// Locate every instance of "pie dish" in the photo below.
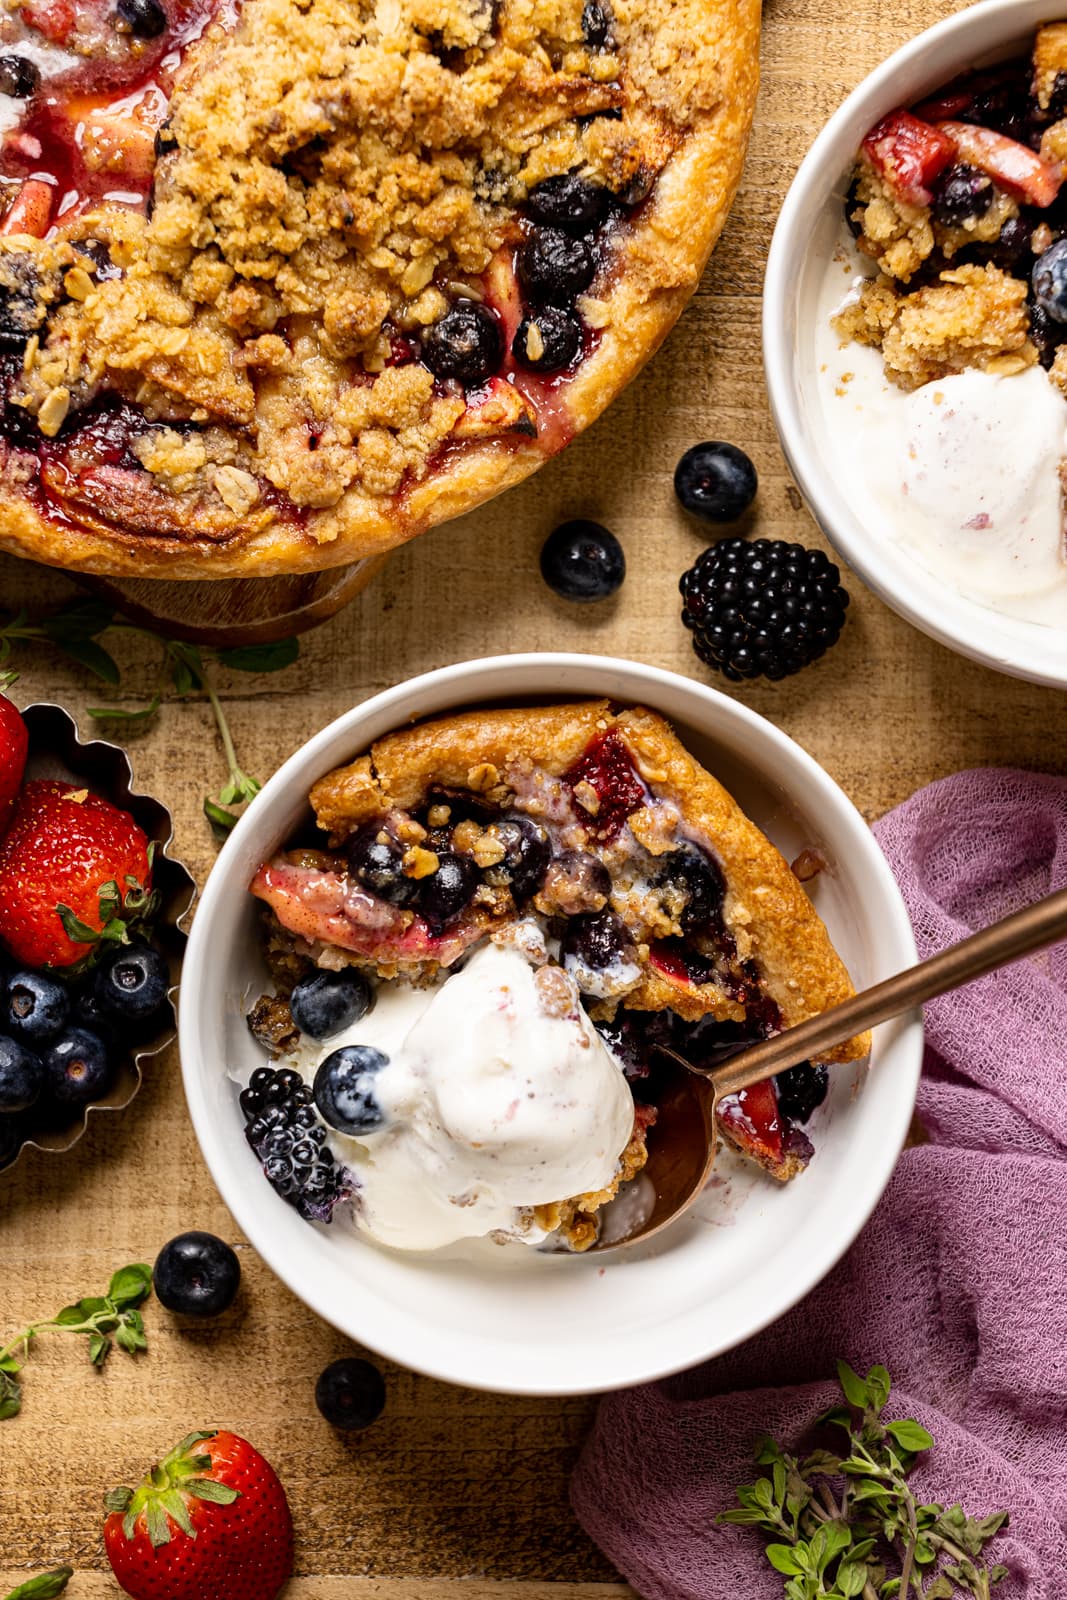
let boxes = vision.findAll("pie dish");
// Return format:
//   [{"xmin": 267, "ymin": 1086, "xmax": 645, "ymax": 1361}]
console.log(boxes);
[
  {"xmin": 0, "ymin": 0, "xmax": 759, "ymax": 580},
  {"xmin": 242, "ymin": 698, "xmax": 868, "ymax": 1252}
]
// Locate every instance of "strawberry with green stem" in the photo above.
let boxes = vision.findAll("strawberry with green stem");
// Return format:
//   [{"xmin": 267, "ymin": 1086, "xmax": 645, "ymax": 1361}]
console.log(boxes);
[
  {"xmin": 0, "ymin": 672, "xmax": 28, "ymax": 835},
  {"xmin": 0, "ymin": 1263, "xmax": 151, "ymax": 1420},
  {"xmin": 103, "ymin": 1429, "xmax": 294, "ymax": 1600}
]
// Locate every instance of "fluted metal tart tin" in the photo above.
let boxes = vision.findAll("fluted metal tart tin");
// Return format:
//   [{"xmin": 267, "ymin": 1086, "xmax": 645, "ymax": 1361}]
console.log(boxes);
[{"xmin": 5, "ymin": 703, "xmax": 195, "ymax": 1166}]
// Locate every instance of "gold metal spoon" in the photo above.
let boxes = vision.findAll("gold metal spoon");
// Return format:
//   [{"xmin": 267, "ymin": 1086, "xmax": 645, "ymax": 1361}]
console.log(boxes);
[{"xmin": 594, "ymin": 882, "xmax": 1067, "ymax": 1251}]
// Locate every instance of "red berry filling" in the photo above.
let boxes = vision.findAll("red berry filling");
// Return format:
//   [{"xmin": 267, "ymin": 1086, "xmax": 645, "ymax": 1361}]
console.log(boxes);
[{"xmin": 563, "ymin": 729, "xmax": 647, "ymax": 843}]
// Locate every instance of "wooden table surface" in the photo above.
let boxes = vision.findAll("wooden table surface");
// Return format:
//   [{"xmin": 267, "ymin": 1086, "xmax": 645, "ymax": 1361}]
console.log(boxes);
[{"xmin": 3, "ymin": 0, "xmax": 1066, "ymax": 1590}]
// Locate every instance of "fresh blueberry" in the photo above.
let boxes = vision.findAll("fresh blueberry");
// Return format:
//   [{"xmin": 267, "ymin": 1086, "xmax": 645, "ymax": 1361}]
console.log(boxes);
[
  {"xmin": 153, "ymin": 1231, "xmax": 241, "ymax": 1318},
  {"xmin": 0, "ymin": 1036, "xmax": 44, "ymax": 1113},
  {"xmin": 0, "ymin": 55, "xmax": 41, "ymax": 97},
  {"xmin": 421, "ymin": 300, "xmax": 503, "ymax": 386},
  {"xmin": 419, "ymin": 852, "xmax": 478, "ymax": 929},
  {"xmin": 116, "ymin": 0, "xmax": 167, "ymax": 37},
  {"xmin": 4, "ymin": 971, "xmax": 70, "ymax": 1045},
  {"xmin": 41, "ymin": 1028, "xmax": 112, "ymax": 1109},
  {"xmin": 540, "ymin": 519, "xmax": 625, "ymax": 601},
  {"xmin": 94, "ymin": 944, "xmax": 169, "ymax": 1021},
  {"xmin": 1034, "ymin": 238, "xmax": 1067, "ymax": 323},
  {"xmin": 675, "ymin": 441, "xmax": 758, "ymax": 522},
  {"xmin": 290, "ymin": 969, "xmax": 373, "ymax": 1041},
  {"xmin": 347, "ymin": 824, "xmax": 420, "ymax": 907},
  {"xmin": 314, "ymin": 1044, "xmax": 388, "ymax": 1136},
  {"xmin": 526, "ymin": 173, "xmax": 612, "ymax": 234},
  {"xmin": 482, "ymin": 815, "xmax": 552, "ymax": 901},
  {"xmin": 315, "ymin": 1356, "xmax": 386, "ymax": 1430},
  {"xmin": 930, "ymin": 163, "xmax": 994, "ymax": 228},
  {"xmin": 654, "ymin": 847, "xmax": 726, "ymax": 931},
  {"xmin": 518, "ymin": 228, "xmax": 597, "ymax": 304},
  {"xmin": 0, "ymin": 1114, "xmax": 24, "ymax": 1170},
  {"xmin": 512, "ymin": 306, "xmax": 583, "ymax": 373}
]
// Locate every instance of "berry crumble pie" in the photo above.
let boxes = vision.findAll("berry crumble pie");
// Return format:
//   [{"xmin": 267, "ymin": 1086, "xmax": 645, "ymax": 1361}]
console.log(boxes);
[
  {"xmin": 241, "ymin": 701, "xmax": 869, "ymax": 1252},
  {"xmin": 0, "ymin": 0, "xmax": 759, "ymax": 578}
]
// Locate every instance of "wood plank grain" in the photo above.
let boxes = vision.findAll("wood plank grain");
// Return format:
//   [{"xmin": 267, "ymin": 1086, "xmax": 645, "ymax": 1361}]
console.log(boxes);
[{"xmin": 0, "ymin": 1583, "xmax": 635, "ymax": 1600}]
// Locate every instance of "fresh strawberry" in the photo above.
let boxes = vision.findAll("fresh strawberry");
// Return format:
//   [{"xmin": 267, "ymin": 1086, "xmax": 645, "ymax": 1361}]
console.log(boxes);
[
  {"xmin": 0, "ymin": 779, "xmax": 154, "ymax": 968},
  {"xmin": 862, "ymin": 109, "xmax": 956, "ymax": 206},
  {"xmin": 0, "ymin": 690, "xmax": 28, "ymax": 836},
  {"xmin": 103, "ymin": 1429, "xmax": 294, "ymax": 1600}
]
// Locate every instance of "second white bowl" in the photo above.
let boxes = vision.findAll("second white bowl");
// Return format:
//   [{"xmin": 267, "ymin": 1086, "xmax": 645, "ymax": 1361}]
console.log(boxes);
[
  {"xmin": 764, "ymin": 0, "xmax": 1067, "ymax": 688},
  {"xmin": 180, "ymin": 654, "xmax": 921, "ymax": 1395}
]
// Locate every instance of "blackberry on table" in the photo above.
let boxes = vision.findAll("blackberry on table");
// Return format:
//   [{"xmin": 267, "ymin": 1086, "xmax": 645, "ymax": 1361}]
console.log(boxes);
[
  {"xmin": 240, "ymin": 1065, "xmax": 346, "ymax": 1222},
  {"xmin": 680, "ymin": 538, "xmax": 850, "ymax": 681}
]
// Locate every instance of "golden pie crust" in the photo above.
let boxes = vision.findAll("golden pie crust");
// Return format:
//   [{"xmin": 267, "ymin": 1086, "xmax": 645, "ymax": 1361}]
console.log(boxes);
[
  {"xmin": 307, "ymin": 698, "xmax": 870, "ymax": 1064},
  {"xmin": 0, "ymin": 0, "xmax": 760, "ymax": 579}
]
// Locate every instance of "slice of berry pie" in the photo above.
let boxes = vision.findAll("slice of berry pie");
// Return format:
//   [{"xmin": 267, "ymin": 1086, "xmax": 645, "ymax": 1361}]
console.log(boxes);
[
  {"xmin": 245, "ymin": 701, "xmax": 869, "ymax": 1248},
  {"xmin": 0, "ymin": 0, "xmax": 759, "ymax": 578}
]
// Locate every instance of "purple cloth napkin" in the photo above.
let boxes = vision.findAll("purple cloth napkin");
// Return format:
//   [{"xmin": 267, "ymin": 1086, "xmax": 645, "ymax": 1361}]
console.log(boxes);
[{"xmin": 572, "ymin": 768, "xmax": 1067, "ymax": 1600}]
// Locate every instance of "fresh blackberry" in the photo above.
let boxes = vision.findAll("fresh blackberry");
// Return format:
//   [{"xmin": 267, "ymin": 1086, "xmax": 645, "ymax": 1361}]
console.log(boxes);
[
  {"xmin": 774, "ymin": 1061, "xmax": 829, "ymax": 1124},
  {"xmin": 680, "ymin": 538, "xmax": 849, "ymax": 681},
  {"xmin": 240, "ymin": 1064, "xmax": 345, "ymax": 1222}
]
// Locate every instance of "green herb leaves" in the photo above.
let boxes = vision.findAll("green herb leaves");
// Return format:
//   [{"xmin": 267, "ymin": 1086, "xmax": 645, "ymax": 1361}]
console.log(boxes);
[
  {"xmin": 0, "ymin": 1264, "xmax": 152, "ymax": 1420},
  {"xmin": 0, "ymin": 601, "xmax": 300, "ymax": 837},
  {"xmin": 717, "ymin": 1362, "xmax": 1009, "ymax": 1599},
  {"xmin": 2, "ymin": 1568, "xmax": 74, "ymax": 1600}
]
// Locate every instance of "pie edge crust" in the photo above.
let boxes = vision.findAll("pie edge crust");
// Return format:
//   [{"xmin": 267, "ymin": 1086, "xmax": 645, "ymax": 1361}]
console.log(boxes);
[{"xmin": 0, "ymin": 0, "xmax": 761, "ymax": 581}]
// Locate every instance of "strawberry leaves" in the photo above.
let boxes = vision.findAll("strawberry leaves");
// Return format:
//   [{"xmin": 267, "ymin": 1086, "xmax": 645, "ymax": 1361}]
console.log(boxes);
[
  {"xmin": 56, "ymin": 872, "xmax": 162, "ymax": 956},
  {"xmin": 717, "ymin": 1361, "xmax": 1009, "ymax": 1598},
  {"xmin": 105, "ymin": 1428, "xmax": 241, "ymax": 1551},
  {"xmin": 0, "ymin": 1264, "xmax": 152, "ymax": 1420}
]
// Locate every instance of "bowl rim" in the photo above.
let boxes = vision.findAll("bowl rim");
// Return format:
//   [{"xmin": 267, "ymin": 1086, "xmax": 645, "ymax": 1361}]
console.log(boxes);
[
  {"xmin": 179, "ymin": 653, "xmax": 922, "ymax": 1394},
  {"xmin": 762, "ymin": 0, "xmax": 1067, "ymax": 689}
]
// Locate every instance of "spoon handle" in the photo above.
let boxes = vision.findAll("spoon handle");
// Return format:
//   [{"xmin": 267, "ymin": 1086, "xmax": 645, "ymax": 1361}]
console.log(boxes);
[{"xmin": 708, "ymin": 882, "xmax": 1067, "ymax": 1099}]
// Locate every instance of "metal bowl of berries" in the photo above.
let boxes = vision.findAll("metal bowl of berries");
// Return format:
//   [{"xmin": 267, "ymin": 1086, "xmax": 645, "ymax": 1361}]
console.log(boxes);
[
  {"xmin": 764, "ymin": 0, "xmax": 1067, "ymax": 688},
  {"xmin": 179, "ymin": 653, "xmax": 922, "ymax": 1396},
  {"xmin": 0, "ymin": 700, "xmax": 195, "ymax": 1170}
]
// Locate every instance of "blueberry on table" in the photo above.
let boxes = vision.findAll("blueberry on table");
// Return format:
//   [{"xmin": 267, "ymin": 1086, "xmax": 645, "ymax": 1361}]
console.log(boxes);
[
  {"xmin": 512, "ymin": 306, "xmax": 582, "ymax": 373},
  {"xmin": 674, "ymin": 442, "xmax": 758, "ymax": 523},
  {"xmin": 525, "ymin": 173, "xmax": 612, "ymax": 234},
  {"xmin": 518, "ymin": 228, "xmax": 597, "ymax": 304},
  {"xmin": 116, "ymin": 0, "xmax": 168, "ymax": 37},
  {"xmin": 315, "ymin": 1356, "xmax": 386, "ymax": 1430},
  {"xmin": 153, "ymin": 1231, "xmax": 241, "ymax": 1318},
  {"xmin": 418, "ymin": 851, "xmax": 478, "ymax": 929},
  {"xmin": 347, "ymin": 824, "xmax": 420, "ymax": 907},
  {"xmin": 1033, "ymin": 237, "xmax": 1067, "ymax": 323},
  {"xmin": 420, "ymin": 300, "xmax": 502, "ymax": 386},
  {"xmin": 313, "ymin": 1044, "xmax": 388, "ymax": 1136},
  {"xmin": 4, "ymin": 970, "xmax": 70, "ymax": 1045},
  {"xmin": 540, "ymin": 519, "xmax": 625, "ymax": 601},
  {"xmin": 94, "ymin": 944, "xmax": 169, "ymax": 1021},
  {"xmin": 680, "ymin": 537, "xmax": 849, "ymax": 682},
  {"xmin": 41, "ymin": 1027, "xmax": 112, "ymax": 1108},
  {"xmin": 0, "ymin": 1035, "xmax": 44, "ymax": 1113},
  {"xmin": 290, "ymin": 968, "xmax": 373, "ymax": 1041}
]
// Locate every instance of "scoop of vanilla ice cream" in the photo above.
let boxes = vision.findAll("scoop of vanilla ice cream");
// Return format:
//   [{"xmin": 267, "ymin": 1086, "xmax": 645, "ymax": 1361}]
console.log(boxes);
[{"xmin": 312, "ymin": 941, "xmax": 635, "ymax": 1251}]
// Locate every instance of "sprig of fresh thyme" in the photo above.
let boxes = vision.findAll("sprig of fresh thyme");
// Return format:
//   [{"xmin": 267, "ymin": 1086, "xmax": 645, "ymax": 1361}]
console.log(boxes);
[
  {"xmin": 0, "ymin": 1263, "xmax": 152, "ymax": 1421},
  {"xmin": 717, "ymin": 1361, "xmax": 1009, "ymax": 1599},
  {"xmin": 0, "ymin": 600, "xmax": 298, "ymax": 833}
]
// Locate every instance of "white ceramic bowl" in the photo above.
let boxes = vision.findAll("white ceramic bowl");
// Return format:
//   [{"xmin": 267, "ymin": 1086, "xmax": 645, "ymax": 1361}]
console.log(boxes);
[
  {"xmin": 764, "ymin": 0, "xmax": 1067, "ymax": 688},
  {"xmin": 180, "ymin": 654, "xmax": 921, "ymax": 1395}
]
